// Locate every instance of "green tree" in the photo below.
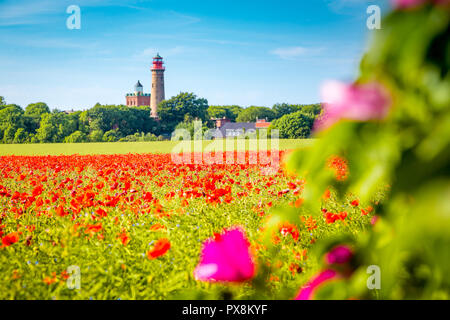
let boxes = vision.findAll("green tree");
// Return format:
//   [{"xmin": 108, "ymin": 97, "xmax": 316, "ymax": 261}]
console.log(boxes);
[
  {"xmin": 0, "ymin": 96, "xmax": 5, "ymax": 106},
  {"xmin": 0, "ymin": 104, "xmax": 24, "ymax": 125},
  {"xmin": 174, "ymin": 120, "xmax": 209, "ymax": 138},
  {"xmin": 89, "ymin": 129, "xmax": 104, "ymax": 142},
  {"xmin": 87, "ymin": 105, "xmax": 159, "ymax": 136},
  {"xmin": 64, "ymin": 130, "xmax": 87, "ymax": 143},
  {"xmin": 299, "ymin": 104, "xmax": 322, "ymax": 118},
  {"xmin": 32, "ymin": 111, "xmax": 78, "ymax": 143},
  {"xmin": 143, "ymin": 132, "xmax": 159, "ymax": 142},
  {"xmin": 270, "ymin": 111, "xmax": 315, "ymax": 139},
  {"xmin": 236, "ymin": 106, "xmax": 275, "ymax": 122},
  {"xmin": 3, "ymin": 125, "xmax": 16, "ymax": 143},
  {"xmin": 25, "ymin": 102, "xmax": 50, "ymax": 117},
  {"xmin": 36, "ymin": 113, "xmax": 58, "ymax": 143},
  {"xmin": 0, "ymin": 104, "xmax": 25, "ymax": 142},
  {"xmin": 272, "ymin": 103, "xmax": 322, "ymax": 119},
  {"xmin": 228, "ymin": 105, "xmax": 243, "ymax": 120},
  {"xmin": 29, "ymin": 134, "xmax": 39, "ymax": 143},
  {"xmin": 103, "ymin": 129, "xmax": 119, "ymax": 142},
  {"xmin": 207, "ymin": 105, "xmax": 243, "ymax": 121},
  {"xmin": 272, "ymin": 103, "xmax": 301, "ymax": 118},
  {"xmin": 13, "ymin": 128, "xmax": 28, "ymax": 143},
  {"xmin": 78, "ymin": 111, "xmax": 90, "ymax": 134},
  {"xmin": 56, "ymin": 113, "xmax": 78, "ymax": 141},
  {"xmin": 157, "ymin": 92, "xmax": 209, "ymax": 133}
]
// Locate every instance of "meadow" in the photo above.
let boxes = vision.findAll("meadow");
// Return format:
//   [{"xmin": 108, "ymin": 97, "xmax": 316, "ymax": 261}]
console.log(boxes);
[
  {"xmin": 0, "ymin": 144, "xmax": 375, "ymax": 300},
  {"xmin": 0, "ymin": 139, "xmax": 315, "ymax": 156}
]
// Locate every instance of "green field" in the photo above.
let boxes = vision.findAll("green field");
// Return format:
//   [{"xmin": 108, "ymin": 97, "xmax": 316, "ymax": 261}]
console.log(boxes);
[{"xmin": 0, "ymin": 139, "xmax": 315, "ymax": 156}]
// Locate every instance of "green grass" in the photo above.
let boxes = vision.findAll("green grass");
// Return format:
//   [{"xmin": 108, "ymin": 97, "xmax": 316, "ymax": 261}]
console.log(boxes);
[{"xmin": 0, "ymin": 139, "xmax": 315, "ymax": 156}]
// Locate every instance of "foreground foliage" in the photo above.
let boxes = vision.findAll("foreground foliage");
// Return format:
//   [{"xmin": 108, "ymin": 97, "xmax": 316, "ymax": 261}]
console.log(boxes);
[{"xmin": 282, "ymin": 1, "xmax": 449, "ymax": 299}]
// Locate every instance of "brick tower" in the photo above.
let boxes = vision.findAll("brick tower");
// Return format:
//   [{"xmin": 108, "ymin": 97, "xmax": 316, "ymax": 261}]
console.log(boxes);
[{"xmin": 150, "ymin": 53, "xmax": 165, "ymax": 118}]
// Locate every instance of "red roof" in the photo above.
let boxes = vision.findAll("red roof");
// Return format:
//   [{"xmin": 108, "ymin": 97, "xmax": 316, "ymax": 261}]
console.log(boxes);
[{"xmin": 255, "ymin": 122, "xmax": 271, "ymax": 128}]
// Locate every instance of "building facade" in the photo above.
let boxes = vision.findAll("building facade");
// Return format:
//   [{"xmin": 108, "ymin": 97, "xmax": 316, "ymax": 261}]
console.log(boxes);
[
  {"xmin": 126, "ymin": 81, "xmax": 151, "ymax": 107},
  {"xmin": 213, "ymin": 117, "xmax": 271, "ymax": 138}
]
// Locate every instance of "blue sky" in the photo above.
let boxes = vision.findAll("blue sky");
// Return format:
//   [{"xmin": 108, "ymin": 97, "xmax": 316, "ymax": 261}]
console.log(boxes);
[{"xmin": 0, "ymin": 0, "xmax": 390, "ymax": 110}]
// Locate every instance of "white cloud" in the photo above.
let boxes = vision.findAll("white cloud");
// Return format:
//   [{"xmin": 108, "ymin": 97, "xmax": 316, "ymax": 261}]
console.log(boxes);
[
  {"xmin": 168, "ymin": 46, "xmax": 186, "ymax": 55},
  {"xmin": 0, "ymin": 0, "xmax": 59, "ymax": 19},
  {"xmin": 194, "ymin": 38, "xmax": 250, "ymax": 46},
  {"xmin": 325, "ymin": 0, "xmax": 390, "ymax": 15},
  {"xmin": 140, "ymin": 48, "xmax": 158, "ymax": 58},
  {"xmin": 270, "ymin": 46, "xmax": 324, "ymax": 60},
  {"xmin": 327, "ymin": 0, "xmax": 375, "ymax": 8},
  {"xmin": 134, "ymin": 46, "xmax": 186, "ymax": 60},
  {"xmin": 0, "ymin": 0, "xmax": 151, "ymax": 26},
  {"xmin": 0, "ymin": 35, "xmax": 99, "ymax": 50},
  {"xmin": 0, "ymin": 0, "xmax": 63, "ymax": 26},
  {"xmin": 166, "ymin": 10, "xmax": 201, "ymax": 26}
]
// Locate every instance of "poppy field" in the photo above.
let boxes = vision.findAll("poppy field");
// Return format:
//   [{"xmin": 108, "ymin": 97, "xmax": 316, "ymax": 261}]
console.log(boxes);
[
  {"xmin": 0, "ymin": 151, "xmax": 377, "ymax": 300},
  {"xmin": 1, "ymin": 0, "xmax": 448, "ymax": 301}
]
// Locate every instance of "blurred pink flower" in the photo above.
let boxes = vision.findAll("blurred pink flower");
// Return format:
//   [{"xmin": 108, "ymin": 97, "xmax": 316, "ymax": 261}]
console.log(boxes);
[
  {"xmin": 371, "ymin": 215, "xmax": 379, "ymax": 226},
  {"xmin": 295, "ymin": 269, "xmax": 339, "ymax": 300},
  {"xmin": 325, "ymin": 245, "xmax": 353, "ymax": 265},
  {"xmin": 392, "ymin": 0, "xmax": 427, "ymax": 8},
  {"xmin": 194, "ymin": 227, "xmax": 256, "ymax": 282},
  {"xmin": 315, "ymin": 81, "xmax": 391, "ymax": 131},
  {"xmin": 392, "ymin": 0, "xmax": 449, "ymax": 8},
  {"xmin": 295, "ymin": 245, "xmax": 354, "ymax": 300}
]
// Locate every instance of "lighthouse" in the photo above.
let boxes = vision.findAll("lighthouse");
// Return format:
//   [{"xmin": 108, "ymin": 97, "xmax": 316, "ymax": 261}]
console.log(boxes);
[{"xmin": 150, "ymin": 53, "xmax": 165, "ymax": 118}]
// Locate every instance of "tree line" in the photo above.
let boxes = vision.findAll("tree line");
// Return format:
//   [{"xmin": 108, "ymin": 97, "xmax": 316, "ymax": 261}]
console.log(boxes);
[{"xmin": 0, "ymin": 93, "xmax": 322, "ymax": 143}]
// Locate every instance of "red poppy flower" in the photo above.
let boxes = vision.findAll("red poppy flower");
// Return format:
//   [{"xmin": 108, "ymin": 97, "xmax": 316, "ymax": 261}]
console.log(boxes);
[
  {"xmin": 2, "ymin": 232, "xmax": 19, "ymax": 247},
  {"xmin": 95, "ymin": 207, "xmax": 107, "ymax": 217},
  {"xmin": 117, "ymin": 230, "xmax": 129, "ymax": 246},
  {"xmin": 279, "ymin": 222, "xmax": 300, "ymax": 241},
  {"xmin": 85, "ymin": 223, "xmax": 102, "ymax": 234},
  {"xmin": 147, "ymin": 238, "xmax": 171, "ymax": 259},
  {"xmin": 149, "ymin": 223, "xmax": 166, "ymax": 232},
  {"xmin": 327, "ymin": 155, "xmax": 349, "ymax": 181}
]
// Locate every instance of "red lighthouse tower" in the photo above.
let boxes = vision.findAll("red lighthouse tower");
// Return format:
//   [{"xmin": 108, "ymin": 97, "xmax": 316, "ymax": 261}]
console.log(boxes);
[{"xmin": 150, "ymin": 53, "xmax": 166, "ymax": 118}]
